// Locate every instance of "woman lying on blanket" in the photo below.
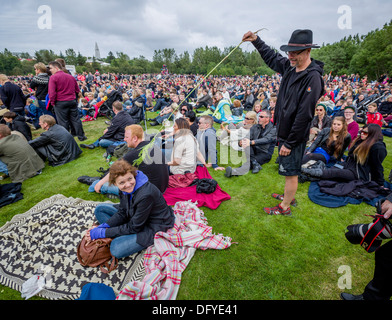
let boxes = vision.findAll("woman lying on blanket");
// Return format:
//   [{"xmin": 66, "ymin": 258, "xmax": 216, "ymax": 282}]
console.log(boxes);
[
  {"xmin": 87, "ymin": 159, "xmax": 175, "ymax": 259},
  {"xmin": 302, "ymin": 124, "xmax": 387, "ymax": 187},
  {"xmin": 302, "ymin": 116, "xmax": 352, "ymax": 165}
]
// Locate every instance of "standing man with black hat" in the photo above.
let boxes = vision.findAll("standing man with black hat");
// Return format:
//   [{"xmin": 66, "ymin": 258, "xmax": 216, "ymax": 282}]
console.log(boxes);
[{"xmin": 242, "ymin": 29, "xmax": 325, "ymax": 216}]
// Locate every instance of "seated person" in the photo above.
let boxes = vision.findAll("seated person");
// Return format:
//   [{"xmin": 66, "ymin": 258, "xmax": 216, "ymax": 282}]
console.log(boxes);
[
  {"xmin": 196, "ymin": 115, "xmax": 225, "ymax": 171},
  {"xmin": 330, "ymin": 99, "xmax": 345, "ymax": 118},
  {"xmin": 219, "ymin": 111, "xmax": 258, "ymax": 150},
  {"xmin": 81, "ymin": 101, "xmax": 135, "ymax": 149},
  {"xmin": 303, "ymin": 116, "xmax": 351, "ymax": 166},
  {"xmin": 225, "ymin": 109, "xmax": 277, "ymax": 177},
  {"xmin": 29, "ymin": 115, "xmax": 82, "ymax": 166},
  {"xmin": 25, "ymin": 98, "xmax": 43, "ymax": 129},
  {"xmin": 366, "ymin": 103, "xmax": 384, "ymax": 127},
  {"xmin": 185, "ymin": 110, "xmax": 198, "ymax": 136},
  {"xmin": 307, "ymin": 103, "xmax": 332, "ymax": 146},
  {"xmin": 242, "ymin": 88, "xmax": 254, "ymax": 111},
  {"xmin": 92, "ymin": 124, "xmax": 169, "ymax": 196},
  {"xmin": 0, "ymin": 124, "xmax": 44, "ymax": 182},
  {"xmin": 168, "ymin": 118, "xmax": 209, "ymax": 175},
  {"xmin": 178, "ymin": 92, "xmax": 193, "ymax": 112},
  {"xmin": 198, "ymin": 92, "xmax": 235, "ymax": 124},
  {"xmin": 320, "ymin": 94, "xmax": 335, "ymax": 116},
  {"xmin": 87, "ymin": 159, "xmax": 175, "ymax": 259},
  {"xmin": 2, "ymin": 111, "xmax": 32, "ymax": 141},
  {"xmin": 150, "ymin": 94, "xmax": 180, "ymax": 126},
  {"xmin": 344, "ymin": 106, "xmax": 359, "ymax": 146},
  {"xmin": 252, "ymin": 101, "xmax": 262, "ymax": 115},
  {"xmin": 302, "ymin": 124, "xmax": 387, "ymax": 187},
  {"xmin": 79, "ymin": 98, "xmax": 91, "ymax": 118},
  {"xmin": 230, "ymin": 99, "xmax": 245, "ymax": 117},
  {"xmin": 194, "ymin": 88, "xmax": 213, "ymax": 110},
  {"xmin": 379, "ymin": 94, "xmax": 392, "ymax": 124},
  {"xmin": 126, "ymin": 88, "xmax": 146, "ymax": 124}
]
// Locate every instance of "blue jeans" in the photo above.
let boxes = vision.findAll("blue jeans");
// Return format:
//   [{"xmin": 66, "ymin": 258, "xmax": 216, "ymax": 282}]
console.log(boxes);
[
  {"xmin": 155, "ymin": 113, "xmax": 171, "ymax": 124},
  {"xmin": 88, "ymin": 180, "xmax": 119, "ymax": 195},
  {"xmin": 153, "ymin": 99, "xmax": 168, "ymax": 112},
  {"xmin": 93, "ymin": 139, "xmax": 124, "ymax": 148},
  {"xmin": 94, "ymin": 203, "xmax": 146, "ymax": 258},
  {"xmin": 0, "ymin": 160, "xmax": 8, "ymax": 175}
]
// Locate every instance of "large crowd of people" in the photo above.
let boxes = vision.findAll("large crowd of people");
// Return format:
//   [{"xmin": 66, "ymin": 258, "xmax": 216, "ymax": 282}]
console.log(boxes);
[{"xmin": 1, "ymin": 30, "xmax": 392, "ymax": 300}]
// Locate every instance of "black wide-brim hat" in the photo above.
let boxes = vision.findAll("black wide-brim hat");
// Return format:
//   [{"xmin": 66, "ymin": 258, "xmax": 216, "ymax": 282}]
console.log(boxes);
[{"xmin": 280, "ymin": 29, "xmax": 320, "ymax": 52}]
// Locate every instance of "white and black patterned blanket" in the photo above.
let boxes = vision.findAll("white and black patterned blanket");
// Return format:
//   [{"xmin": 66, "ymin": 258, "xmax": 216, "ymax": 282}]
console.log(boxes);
[{"xmin": 0, "ymin": 195, "xmax": 145, "ymax": 300}]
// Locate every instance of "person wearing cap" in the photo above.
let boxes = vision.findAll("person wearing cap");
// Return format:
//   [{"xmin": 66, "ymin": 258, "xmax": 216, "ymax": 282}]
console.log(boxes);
[
  {"xmin": 242, "ymin": 29, "xmax": 325, "ymax": 216},
  {"xmin": 343, "ymin": 105, "xmax": 359, "ymax": 145}
]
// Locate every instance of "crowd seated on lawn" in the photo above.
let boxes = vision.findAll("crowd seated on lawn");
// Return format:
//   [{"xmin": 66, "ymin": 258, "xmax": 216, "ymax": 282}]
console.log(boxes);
[{"xmin": 0, "ymin": 70, "xmax": 391, "ymax": 205}]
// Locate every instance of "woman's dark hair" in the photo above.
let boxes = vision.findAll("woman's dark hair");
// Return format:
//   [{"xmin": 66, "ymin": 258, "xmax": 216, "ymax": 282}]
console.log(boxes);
[
  {"xmin": 185, "ymin": 110, "xmax": 196, "ymax": 122},
  {"xmin": 353, "ymin": 123, "xmax": 383, "ymax": 165}
]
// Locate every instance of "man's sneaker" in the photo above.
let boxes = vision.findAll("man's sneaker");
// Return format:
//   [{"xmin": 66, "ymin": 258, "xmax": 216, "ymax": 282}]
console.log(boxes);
[
  {"xmin": 263, "ymin": 204, "xmax": 292, "ymax": 216},
  {"xmin": 271, "ymin": 193, "xmax": 297, "ymax": 206}
]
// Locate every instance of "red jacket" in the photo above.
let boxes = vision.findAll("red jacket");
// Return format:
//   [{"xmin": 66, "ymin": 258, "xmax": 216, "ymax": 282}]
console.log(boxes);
[
  {"xmin": 48, "ymin": 71, "xmax": 79, "ymax": 105},
  {"xmin": 366, "ymin": 112, "xmax": 383, "ymax": 127}
]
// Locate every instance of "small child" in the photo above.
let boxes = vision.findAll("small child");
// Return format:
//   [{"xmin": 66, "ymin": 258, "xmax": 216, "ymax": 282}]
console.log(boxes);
[
  {"xmin": 366, "ymin": 103, "xmax": 384, "ymax": 127},
  {"xmin": 80, "ymin": 98, "xmax": 91, "ymax": 117},
  {"xmin": 25, "ymin": 98, "xmax": 42, "ymax": 129}
]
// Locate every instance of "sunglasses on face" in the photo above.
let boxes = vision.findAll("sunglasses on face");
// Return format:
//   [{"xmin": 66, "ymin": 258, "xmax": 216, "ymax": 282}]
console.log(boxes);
[
  {"xmin": 361, "ymin": 130, "xmax": 369, "ymax": 136},
  {"xmin": 286, "ymin": 49, "xmax": 306, "ymax": 56}
]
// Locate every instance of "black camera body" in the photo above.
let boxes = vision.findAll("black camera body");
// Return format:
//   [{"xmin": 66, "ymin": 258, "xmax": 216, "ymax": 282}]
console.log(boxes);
[{"xmin": 345, "ymin": 200, "xmax": 392, "ymax": 253}]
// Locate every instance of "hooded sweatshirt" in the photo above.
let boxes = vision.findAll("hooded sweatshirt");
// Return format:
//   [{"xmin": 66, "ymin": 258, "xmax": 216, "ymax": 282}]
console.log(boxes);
[{"xmin": 252, "ymin": 36, "xmax": 325, "ymax": 149}]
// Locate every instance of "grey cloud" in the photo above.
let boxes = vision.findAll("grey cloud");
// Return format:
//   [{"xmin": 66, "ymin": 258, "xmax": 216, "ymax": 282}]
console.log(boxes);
[{"xmin": 1, "ymin": 0, "xmax": 391, "ymax": 61}]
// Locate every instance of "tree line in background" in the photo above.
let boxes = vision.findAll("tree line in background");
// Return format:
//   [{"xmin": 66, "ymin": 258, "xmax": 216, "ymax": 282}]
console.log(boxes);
[{"xmin": 0, "ymin": 20, "xmax": 391, "ymax": 80}]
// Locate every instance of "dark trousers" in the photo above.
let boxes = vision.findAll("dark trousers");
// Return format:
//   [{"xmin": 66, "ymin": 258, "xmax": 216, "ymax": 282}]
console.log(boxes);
[
  {"xmin": 54, "ymin": 100, "xmax": 85, "ymax": 139},
  {"xmin": 320, "ymin": 167, "xmax": 357, "ymax": 181},
  {"xmin": 363, "ymin": 240, "xmax": 392, "ymax": 300}
]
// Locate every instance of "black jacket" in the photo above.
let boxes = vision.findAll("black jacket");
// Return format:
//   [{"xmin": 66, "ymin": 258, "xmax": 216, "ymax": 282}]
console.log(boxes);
[
  {"xmin": 379, "ymin": 101, "xmax": 392, "ymax": 115},
  {"xmin": 250, "ymin": 121, "xmax": 277, "ymax": 155},
  {"xmin": 29, "ymin": 124, "xmax": 82, "ymax": 166},
  {"xmin": 100, "ymin": 110, "xmax": 135, "ymax": 141},
  {"xmin": 105, "ymin": 178, "xmax": 175, "ymax": 248},
  {"xmin": 308, "ymin": 127, "xmax": 351, "ymax": 161},
  {"xmin": 123, "ymin": 140, "xmax": 169, "ymax": 194},
  {"xmin": 344, "ymin": 139, "xmax": 387, "ymax": 186},
  {"xmin": 7, "ymin": 115, "xmax": 32, "ymax": 141},
  {"xmin": 0, "ymin": 82, "xmax": 26, "ymax": 113},
  {"xmin": 252, "ymin": 37, "xmax": 325, "ymax": 149}
]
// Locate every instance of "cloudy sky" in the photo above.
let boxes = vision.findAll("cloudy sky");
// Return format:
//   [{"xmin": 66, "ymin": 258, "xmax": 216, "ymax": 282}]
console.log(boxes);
[{"xmin": 1, "ymin": 0, "xmax": 391, "ymax": 60}]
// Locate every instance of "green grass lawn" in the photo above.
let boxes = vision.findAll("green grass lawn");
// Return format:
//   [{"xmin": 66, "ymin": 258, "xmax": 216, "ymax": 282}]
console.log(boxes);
[{"xmin": 0, "ymin": 111, "xmax": 391, "ymax": 300}]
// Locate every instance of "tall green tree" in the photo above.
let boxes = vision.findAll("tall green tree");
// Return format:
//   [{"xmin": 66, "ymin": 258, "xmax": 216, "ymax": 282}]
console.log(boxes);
[{"xmin": 0, "ymin": 49, "xmax": 21, "ymax": 75}]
